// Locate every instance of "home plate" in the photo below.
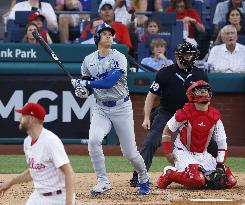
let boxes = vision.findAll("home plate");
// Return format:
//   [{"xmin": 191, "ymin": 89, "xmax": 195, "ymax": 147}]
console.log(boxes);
[{"xmin": 189, "ymin": 199, "xmax": 233, "ymax": 202}]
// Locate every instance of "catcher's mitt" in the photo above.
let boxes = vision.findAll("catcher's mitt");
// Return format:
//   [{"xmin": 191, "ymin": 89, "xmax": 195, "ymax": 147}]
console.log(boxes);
[
  {"xmin": 75, "ymin": 86, "xmax": 92, "ymax": 98},
  {"xmin": 205, "ymin": 169, "xmax": 228, "ymax": 189}
]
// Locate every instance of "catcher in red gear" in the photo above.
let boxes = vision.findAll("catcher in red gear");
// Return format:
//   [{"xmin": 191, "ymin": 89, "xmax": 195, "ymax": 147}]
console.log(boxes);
[{"xmin": 157, "ymin": 80, "xmax": 237, "ymax": 189}]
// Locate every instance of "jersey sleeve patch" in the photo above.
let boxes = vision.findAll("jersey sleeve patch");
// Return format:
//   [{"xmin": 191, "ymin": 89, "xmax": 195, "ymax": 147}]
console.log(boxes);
[{"xmin": 149, "ymin": 81, "xmax": 160, "ymax": 94}]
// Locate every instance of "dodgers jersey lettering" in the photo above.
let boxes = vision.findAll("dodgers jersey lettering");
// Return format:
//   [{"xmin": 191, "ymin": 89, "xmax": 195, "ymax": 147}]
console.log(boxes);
[
  {"xmin": 81, "ymin": 49, "xmax": 129, "ymax": 101},
  {"xmin": 24, "ymin": 128, "xmax": 69, "ymax": 194}
]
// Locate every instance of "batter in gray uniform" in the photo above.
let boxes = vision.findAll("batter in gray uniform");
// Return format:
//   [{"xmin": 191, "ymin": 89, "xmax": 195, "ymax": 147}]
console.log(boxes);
[{"xmin": 71, "ymin": 23, "xmax": 150, "ymax": 196}]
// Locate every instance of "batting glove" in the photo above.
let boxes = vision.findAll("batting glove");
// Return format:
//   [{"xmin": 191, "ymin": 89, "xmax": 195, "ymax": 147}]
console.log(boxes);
[
  {"xmin": 75, "ymin": 86, "xmax": 90, "ymax": 98},
  {"xmin": 71, "ymin": 79, "xmax": 87, "ymax": 88}
]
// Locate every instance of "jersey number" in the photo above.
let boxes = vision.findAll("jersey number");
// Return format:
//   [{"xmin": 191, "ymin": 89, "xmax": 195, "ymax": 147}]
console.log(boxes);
[{"xmin": 150, "ymin": 81, "xmax": 160, "ymax": 92}]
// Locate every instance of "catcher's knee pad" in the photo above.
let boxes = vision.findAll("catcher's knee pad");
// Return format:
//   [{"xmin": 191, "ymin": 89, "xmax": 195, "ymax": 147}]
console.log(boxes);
[{"xmin": 225, "ymin": 166, "xmax": 237, "ymax": 189}]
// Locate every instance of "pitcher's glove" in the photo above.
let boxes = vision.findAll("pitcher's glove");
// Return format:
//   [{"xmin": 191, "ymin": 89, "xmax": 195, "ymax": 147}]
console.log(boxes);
[
  {"xmin": 205, "ymin": 165, "xmax": 228, "ymax": 189},
  {"xmin": 75, "ymin": 86, "xmax": 92, "ymax": 98}
]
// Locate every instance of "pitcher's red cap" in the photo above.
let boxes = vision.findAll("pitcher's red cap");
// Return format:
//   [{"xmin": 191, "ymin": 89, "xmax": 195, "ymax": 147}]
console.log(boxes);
[{"xmin": 16, "ymin": 103, "xmax": 46, "ymax": 121}]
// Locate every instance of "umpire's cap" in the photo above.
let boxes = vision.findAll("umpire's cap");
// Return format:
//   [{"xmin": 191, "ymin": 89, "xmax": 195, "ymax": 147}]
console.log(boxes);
[
  {"xmin": 16, "ymin": 102, "xmax": 46, "ymax": 121},
  {"xmin": 94, "ymin": 23, "xmax": 115, "ymax": 45}
]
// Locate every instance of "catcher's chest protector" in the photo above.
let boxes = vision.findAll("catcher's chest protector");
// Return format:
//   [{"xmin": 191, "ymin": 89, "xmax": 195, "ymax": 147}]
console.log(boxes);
[{"xmin": 176, "ymin": 103, "xmax": 221, "ymax": 152}]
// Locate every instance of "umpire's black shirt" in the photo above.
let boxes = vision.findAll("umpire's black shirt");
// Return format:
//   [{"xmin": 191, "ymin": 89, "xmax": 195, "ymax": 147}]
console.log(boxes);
[{"xmin": 149, "ymin": 63, "xmax": 208, "ymax": 115}]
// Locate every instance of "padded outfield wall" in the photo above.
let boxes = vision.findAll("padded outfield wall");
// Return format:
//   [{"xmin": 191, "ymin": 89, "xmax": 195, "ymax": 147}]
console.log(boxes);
[{"xmin": 0, "ymin": 44, "xmax": 244, "ymax": 154}]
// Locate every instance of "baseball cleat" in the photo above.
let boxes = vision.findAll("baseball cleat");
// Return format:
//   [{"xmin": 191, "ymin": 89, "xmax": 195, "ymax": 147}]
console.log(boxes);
[
  {"xmin": 90, "ymin": 181, "xmax": 112, "ymax": 196},
  {"xmin": 138, "ymin": 179, "xmax": 150, "ymax": 195},
  {"xmin": 130, "ymin": 177, "xmax": 139, "ymax": 187}
]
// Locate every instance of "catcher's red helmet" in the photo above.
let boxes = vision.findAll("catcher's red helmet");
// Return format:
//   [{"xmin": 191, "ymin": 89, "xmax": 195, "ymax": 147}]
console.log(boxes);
[{"xmin": 186, "ymin": 80, "xmax": 212, "ymax": 103}]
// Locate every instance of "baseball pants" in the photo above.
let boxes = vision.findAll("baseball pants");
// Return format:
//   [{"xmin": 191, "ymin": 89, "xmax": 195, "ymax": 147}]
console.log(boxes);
[
  {"xmin": 26, "ymin": 190, "xmax": 76, "ymax": 205},
  {"xmin": 173, "ymin": 138, "xmax": 217, "ymax": 171},
  {"xmin": 140, "ymin": 112, "xmax": 172, "ymax": 170},
  {"xmin": 88, "ymin": 100, "xmax": 149, "ymax": 184}
]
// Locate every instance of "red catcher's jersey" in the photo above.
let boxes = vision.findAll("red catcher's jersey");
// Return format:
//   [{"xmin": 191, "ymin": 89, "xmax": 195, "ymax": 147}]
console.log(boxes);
[{"xmin": 175, "ymin": 103, "xmax": 221, "ymax": 152}]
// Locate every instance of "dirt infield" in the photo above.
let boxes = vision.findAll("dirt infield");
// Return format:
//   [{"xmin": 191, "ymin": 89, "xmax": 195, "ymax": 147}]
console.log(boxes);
[{"xmin": 0, "ymin": 172, "xmax": 244, "ymax": 205}]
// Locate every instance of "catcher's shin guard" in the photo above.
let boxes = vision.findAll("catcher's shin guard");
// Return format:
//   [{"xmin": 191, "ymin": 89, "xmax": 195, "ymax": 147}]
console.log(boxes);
[
  {"xmin": 157, "ymin": 166, "xmax": 177, "ymax": 189},
  {"xmin": 158, "ymin": 164, "xmax": 206, "ymax": 189},
  {"xmin": 225, "ymin": 166, "xmax": 237, "ymax": 189}
]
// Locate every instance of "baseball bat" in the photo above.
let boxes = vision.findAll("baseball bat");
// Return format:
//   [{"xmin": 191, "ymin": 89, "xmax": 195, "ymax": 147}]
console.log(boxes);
[
  {"xmin": 32, "ymin": 31, "xmax": 74, "ymax": 80},
  {"xmin": 127, "ymin": 55, "xmax": 157, "ymax": 72}
]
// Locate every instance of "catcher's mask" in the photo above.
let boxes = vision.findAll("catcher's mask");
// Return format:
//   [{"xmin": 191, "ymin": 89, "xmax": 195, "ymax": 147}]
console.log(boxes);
[
  {"xmin": 175, "ymin": 41, "xmax": 200, "ymax": 68},
  {"xmin": 186, "ymin": 80, "xmax": 212, "ymax": 104}
]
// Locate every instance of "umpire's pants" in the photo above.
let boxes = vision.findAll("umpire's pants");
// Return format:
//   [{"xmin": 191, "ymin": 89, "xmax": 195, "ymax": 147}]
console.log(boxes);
[{"xmin": 140, "ymin": 111, "xmax": 172, "ymax": 171}]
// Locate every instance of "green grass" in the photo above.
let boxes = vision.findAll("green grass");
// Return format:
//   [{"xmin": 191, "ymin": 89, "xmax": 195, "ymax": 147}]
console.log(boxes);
[{"xmin": 0, "ymin": 155, "xmax": 244, "ymax": 174}]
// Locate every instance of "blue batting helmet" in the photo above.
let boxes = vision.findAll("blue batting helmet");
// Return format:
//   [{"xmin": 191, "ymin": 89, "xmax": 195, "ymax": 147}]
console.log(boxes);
[{"xmin": 94, "ymin": 23, "xmax": 115, "ymax": 45}]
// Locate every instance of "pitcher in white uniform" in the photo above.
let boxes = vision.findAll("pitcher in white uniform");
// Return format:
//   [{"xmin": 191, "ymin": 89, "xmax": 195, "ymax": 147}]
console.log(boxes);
[
  {"xmin": 71, "ymin": 23, "xmax": 150, "ymax": 195},
  {"xmin": 0, "ymin": 103, "xmax": 75, "ymax": 205}
]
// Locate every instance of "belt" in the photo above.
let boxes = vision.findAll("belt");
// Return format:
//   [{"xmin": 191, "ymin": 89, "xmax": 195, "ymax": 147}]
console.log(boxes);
[
  {"xmin": 42, "ymin": 190, "xmax": 62, "ymax": 196},
  {"xmin": 97, "ymin": 96, "xmax": 129, "ymax": 107}
]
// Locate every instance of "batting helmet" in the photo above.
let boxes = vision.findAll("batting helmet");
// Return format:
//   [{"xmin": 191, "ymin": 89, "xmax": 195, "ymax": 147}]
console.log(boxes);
[
  {"xmin": 94, "ymin": 23, "xmax": 115, "ymax": 45},
  {"xmin": 186, "ymin": 80, "xmax": 212, "ymax": 103},
  {"xmin": 175, "ymin": 41, "xmax": 200, "ymax": 68}
]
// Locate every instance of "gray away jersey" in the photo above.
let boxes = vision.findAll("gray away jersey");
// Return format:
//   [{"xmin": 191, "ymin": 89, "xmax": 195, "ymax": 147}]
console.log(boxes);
[{"xmin": 81, "ymin": 49, "xmax": 129, "ymax": 101}]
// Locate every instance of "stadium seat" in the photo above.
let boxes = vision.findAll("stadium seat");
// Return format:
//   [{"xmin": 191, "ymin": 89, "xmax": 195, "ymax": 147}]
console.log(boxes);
[
  {"xmin": 201, "ymin": 0, "xmax": 218, "ymax": 30},
  {"xmin": 14, "ymin": 11, "xmax": 35, "ymax": 26},
  {"xmin": 238, "ymin": 35, "xmax": 245, "ymax": 45},
  {"xmin": 137, "ymin": 17, "xmax": 183, "ymax": 63},
  {"xmin": 151, "ymin": 12, "xmax": 176, "ymax": 25},
  {"xmin": 192, "ymin": 0, "xmax": 203, "ymax": 16},
  {"xmin": 9, "ymin": 27, "xmax": 25, "ymax": 42},
  {"xmin": 162, "ymin": 0, "xmax": 170, "ymax": 9},
  {"xmin": 5, "ymin": 19, "xmax": 25, "ymax": 42}
]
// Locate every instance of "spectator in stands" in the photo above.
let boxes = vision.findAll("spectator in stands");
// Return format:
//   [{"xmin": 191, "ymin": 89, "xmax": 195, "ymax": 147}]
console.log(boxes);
[
  {"xmin": 130, "ymin": 0, "xmax": 148, "ymax": 26},
  {"xmin": 7, "ymin": 0, "xmax": 58, "ymax": 33},
  {"xmin": 113, "ymin": 0, "xmax": 132, "ymax": 25},
  {"xmin": 58, "ymin": 0, "xmax": 91, "ymax": 43},
  {"xmin": 165, "ymin": 0, "xmax": 205, "ymax": 40},
  {"xmin": 141, "ymin": 18, "xmax": 161, "ymax": 43},
  {"xmin": 22, "ymin": 22, "xmax": 39, "ymax": 44},
  {"xmin": 28, "ymin": 12, "xmax": 53, "ymax": 44},
  {"xmin": 81, "ymin": 18, "xmax": 104, "ymax": 44},
  {"xmin": 154, "ymin": 0, "xmax": 163, "ymax": 12},
  {"xmin": 140, "ymin": 38, "xmax": 173, "ymax": 72},
  {"xmin": 215, "ymin": 8, "xmax": 245, "ymax": 44},
  {"xmin": 213, "ymin": 0, "xmax": 245, "ymax": 36},
  {"xmin": 3, "ymin": 0, "xmax": 16, "ymax": 25},
  {"xmin": 80, "ymin": 1, "xmax": 132, "ymax": 48},
  {"xmin": 55, "ymin": 0, "xmax": 65, "ymax": 11},
  {"xmin": 207, "ymin": 25, "xmax": 245, "ymax": 73}
]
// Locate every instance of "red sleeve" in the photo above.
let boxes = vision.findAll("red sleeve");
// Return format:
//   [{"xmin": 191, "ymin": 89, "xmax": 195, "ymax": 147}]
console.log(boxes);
[
  {"xmin": 188, "ymin": 9, "xmax": 202, "ymax": 23},
  {"xmin": 175, "ymin": 109, "xmax": 187, "ymax": 122},
  {"xmin": 141, "ymin": 33, "xmax": 146, "ymax": 43},
  {"xmin": 80, "ymin": 24, "xmax": 91, "ymax": 39},
  {"xmin": 112, "ymin": 23, "xmax": 132, "ymax": 48},
  {"xmin": 39, "ymin": 29, "xmax": 48, "ymax": 43},
  {"xmin": 165, "ymin": 8, "xmax": 174, "ymax": 12}
]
